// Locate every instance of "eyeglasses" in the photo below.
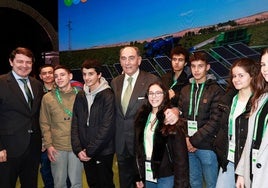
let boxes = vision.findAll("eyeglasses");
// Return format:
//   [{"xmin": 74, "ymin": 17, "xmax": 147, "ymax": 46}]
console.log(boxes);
[{"xmin": 148, "ymin": 91, "xmax": 164, "ymax": 97}]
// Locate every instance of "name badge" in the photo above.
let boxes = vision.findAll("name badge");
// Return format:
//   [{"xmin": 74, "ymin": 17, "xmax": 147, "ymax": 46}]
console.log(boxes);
[
  {"xmin": 227, "ymin": 142, "xmax": 235, "ymax": 163},
  {"xmin": 187, "ymin": 120, "xmax": 198, "ymax": 136},
  {"xmin": 145, "ymin": 161, "xmax": 157, "ymax": 183},
  {"xmin": 252, "ymin": 149, "xmax": 259, "ymax": 171}
]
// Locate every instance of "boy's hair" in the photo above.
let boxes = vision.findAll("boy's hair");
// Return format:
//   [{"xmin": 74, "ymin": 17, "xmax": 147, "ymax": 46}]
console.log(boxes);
[
  {"xmin": 81, "ymin": 59, "xmax": 102, "ymax": 75},
  {"xmin": 54, "ymin": 64, "xmax": 71, "ymax": 73},
  {"xmin": 189, "ymin": 51, "xmax": 208, "ymax": 64},
  {"xmin": 170, "ymin": 46, "xmax": 189, "ymax": 63},
  {"xmin": 39, "ymin": 64, "xmax": 54, "ymax": 73}
]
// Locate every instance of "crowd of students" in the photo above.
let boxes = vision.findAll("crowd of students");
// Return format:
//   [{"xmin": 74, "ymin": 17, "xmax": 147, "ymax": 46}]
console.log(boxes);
[{"xmin": 0, "ymin": 46, "xmax": 267, "ymax": 188}]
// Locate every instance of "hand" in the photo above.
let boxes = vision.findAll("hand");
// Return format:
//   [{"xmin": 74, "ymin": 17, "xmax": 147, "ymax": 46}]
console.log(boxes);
[
  {"xmin": 47, "ymin": 146, "xmax": 58, "ymax": 162},
  {"xmin": 0, "ymin": 149, "xmax": 7, "ymax": 162},
  {"xmin": 168, "ymin": 89, "xmax": 175, "ymax": 99},
  {"xmin": 186, "ymin": 137, "xmax": 197, "ymax": 152},
  {"xmin": 136, "ymin": 181, "xmax": 144, "ymax": 188},
  {"xmin": 164, "ymin": 107, "xmax": 179, "ymax": 125},
  {"xmin": 236, "ymin": 175, "xmax": 245, "ymax": 188},
  {"xmin": 78, "ymin": 149, "xmax": 91, "ymax": 162}
]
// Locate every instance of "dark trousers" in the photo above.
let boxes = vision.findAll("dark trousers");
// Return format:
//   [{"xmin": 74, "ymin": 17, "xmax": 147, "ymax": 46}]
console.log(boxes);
[
  {"xmin": 40, "ymin": 150, "xmax": 54, "ymax": 188},
  {"xmin": 84, "ymin": 154, "xmax": 115, "ymax": 188},
  {"xmin": 117, "ymin": 149, "xmax": 136, "ymax": 188},
  {"xmin": 0, "ymin": 137, "xmax": 41, "ymax": 188}
]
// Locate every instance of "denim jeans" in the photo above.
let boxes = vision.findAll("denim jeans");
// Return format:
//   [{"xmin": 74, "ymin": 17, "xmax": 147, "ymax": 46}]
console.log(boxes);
[
  {"xmin": 51, "ymin": 150, "xmax": 83, "ymax": 188},
  {"xmin": 216, "ymin": 162, "xmax": 235, "ymax": 188},
  {"xmin": 145, "ymin": 175, "xmax": 174, "ymax": 188},
  {"xmin": 189, "ymin": 149, "xmax": 218, "ymax": 188}
]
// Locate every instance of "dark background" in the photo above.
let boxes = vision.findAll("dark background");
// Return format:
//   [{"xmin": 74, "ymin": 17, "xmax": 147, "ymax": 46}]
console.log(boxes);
[{"xmin": 0, "ymin": 0, "xmax": 58, "ymax": 75}]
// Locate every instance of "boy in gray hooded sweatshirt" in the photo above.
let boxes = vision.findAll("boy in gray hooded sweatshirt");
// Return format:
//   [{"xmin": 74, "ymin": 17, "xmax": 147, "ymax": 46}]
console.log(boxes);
[{"xmin": 71, "ymin": 59, "xmax": 115, "ymax": 188}]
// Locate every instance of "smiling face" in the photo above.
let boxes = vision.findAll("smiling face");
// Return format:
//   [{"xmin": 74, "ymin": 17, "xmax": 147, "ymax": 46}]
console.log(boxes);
[
  {"xmin": 82, "ymin": 67, "xmax": 101, "ymax": 91},
  {"xmin": 148, "ymin": 84, "xmax": 164, "ymax": 111},
  {"xmin": 120, "ymin": 47, "xmax": 141, "ymax": 76},
  {"xmin": 232, "ymin": 66, "xmax": 252, "ymax": 91},
  {"xmin": 39, "ymin": 66, "xmax": 54, "ymax": 84},
  {"xmin": 261, "ymin": 53, "xmax": 268, "ymax": 82},
  {"xmin": 9, "ymin": 54, "xmax": 33, "ymax": 78},
  {"xmin": 54, "ymin": 68, "xmax": 73, "ymax": 91}
]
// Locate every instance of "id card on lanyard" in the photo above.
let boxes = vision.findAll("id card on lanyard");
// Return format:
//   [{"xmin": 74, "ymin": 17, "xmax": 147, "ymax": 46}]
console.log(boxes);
[
  {"xmin": 145, "ymin": 161, "xmax": 157, "ymax": 183},
  {"xmin": 227, "ymin": 142, "xmax": 235, "ymax": 162},
  {"xmin": 187, "ymin": 120, "xmax": 198, "ymax": 136},
  {"xmin": 187, "ymin": 82, "xmax": 205, "ymax": 136}
]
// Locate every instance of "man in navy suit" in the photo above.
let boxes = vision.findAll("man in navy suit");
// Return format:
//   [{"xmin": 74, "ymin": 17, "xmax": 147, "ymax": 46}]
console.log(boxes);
[
  {"xmin": 0, "ymin": 47, "xmax": 43, "ymax": 188},
  {"xmin": 111, "ymin": 46, "xmax": 160, "ymax": 188}
]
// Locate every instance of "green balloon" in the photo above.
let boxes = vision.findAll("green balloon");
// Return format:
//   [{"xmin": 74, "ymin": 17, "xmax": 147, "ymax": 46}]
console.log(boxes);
[{"xmin": 64, "ymin": 0, "xmax": 72, "ymax": 6}]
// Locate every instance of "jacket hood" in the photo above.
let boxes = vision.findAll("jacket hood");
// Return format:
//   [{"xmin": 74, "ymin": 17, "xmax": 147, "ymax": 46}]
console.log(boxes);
[
  {"xmin": 83, "ymin": 77, "xmax": 110, "ymax": 96},
  {"xmin": 189, "ymin": 74, "xmax": 217, "ymax": 84}
]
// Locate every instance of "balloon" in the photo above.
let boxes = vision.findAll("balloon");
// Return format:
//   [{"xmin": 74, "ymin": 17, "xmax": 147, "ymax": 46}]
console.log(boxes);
[
  {"xmin": 73, "ymin": 0, "xmax": 80, "ymax": 4},
  {"xmin": 64, "ymin": 0, "xmax": 72, "ymax": 6},
  {"xmin": 81, "ymin": 0, "xmax": 87, "ymax": 2}
]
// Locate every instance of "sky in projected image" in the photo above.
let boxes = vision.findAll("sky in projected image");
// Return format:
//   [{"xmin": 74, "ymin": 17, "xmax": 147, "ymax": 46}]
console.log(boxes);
[{"xmin": 59, "ymin": 0, "xmax": 268, "ymax": 51}]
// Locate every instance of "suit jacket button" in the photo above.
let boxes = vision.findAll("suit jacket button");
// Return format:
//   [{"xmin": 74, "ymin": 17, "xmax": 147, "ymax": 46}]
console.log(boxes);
[
  {"xmin": 256, "ymin": 163, "xmax": 262, "ymax": 168},
  {"xmin": 28, "ymin": 130, "xmax": 33, "ymax": 133}
]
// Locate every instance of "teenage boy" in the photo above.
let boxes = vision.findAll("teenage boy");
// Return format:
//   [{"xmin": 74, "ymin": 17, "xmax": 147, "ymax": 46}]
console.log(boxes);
[
  {"xmin": 40, "ymin": 65, "xmax": 83, "ymax": 188},
  {"xmin": 71, "ymin": 59, "xmax": 115, "ymax": 188},
  {"xmin": 39, "ymin": 64, "xmax": 55, "ymax": 188},
  {"xmin": 178, "ymin": 51, "xmax": 223, "ymax": 188},
  {"xmin": 161, "ymin": 46, "xmax": 190, "ymax": 105}
]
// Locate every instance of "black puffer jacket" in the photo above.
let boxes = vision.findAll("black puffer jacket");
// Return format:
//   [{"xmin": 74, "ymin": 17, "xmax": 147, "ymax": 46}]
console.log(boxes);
[
  {"xmin": 214, "ymin": 89, "xmax": 251, "ymax": 172},
  {"xmin": 179, "ymin": 75, "xmax": 224, "ymax": 150},
  {"xmin": 134, "ymin": 106, "xmax": 189, "ymax": 188},
  {"xmin": 71, "ymin": 88, "xmax": 115, "ymax": 158}
]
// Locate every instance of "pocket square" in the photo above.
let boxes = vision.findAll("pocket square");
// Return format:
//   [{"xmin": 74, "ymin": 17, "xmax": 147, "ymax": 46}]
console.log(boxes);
[{"xmin": 138, "ymin": 97, "xmax": 145, "ymax": 100}]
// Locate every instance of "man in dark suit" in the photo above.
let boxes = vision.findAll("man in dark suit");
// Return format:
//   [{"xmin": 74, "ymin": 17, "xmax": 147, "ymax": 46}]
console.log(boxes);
[
  {"xmin": 111, "ymin": 46, "xmax": 160, "ymax": 188},
  {"xmin": 0, "ymin": 47, "xmax": 43, "ymax": 188}
]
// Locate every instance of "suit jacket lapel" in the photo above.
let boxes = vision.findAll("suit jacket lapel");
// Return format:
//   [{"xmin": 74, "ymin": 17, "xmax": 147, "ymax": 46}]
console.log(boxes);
[
  {"xmin": 116, "ymin": 75, "xmax": 124, "ymax": 116},
  {"xmin": 7, "ymin": 72, "xmax": 30, "ymax": 109},
  {"xmin": 29, "ymin": 77, "xmax": 40, "ymax": 112},
  {"xmin": 127, "ymin": 72, "xmax": 146, "ymax": 115}
]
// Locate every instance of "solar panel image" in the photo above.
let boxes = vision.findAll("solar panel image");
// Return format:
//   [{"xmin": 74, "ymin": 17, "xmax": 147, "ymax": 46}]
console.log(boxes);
[
  {"xmin": 113, "ymin": 63, "xmax": 122, "ymax": 75},
  {"xmin": 209, "ymin": 62, "xmax": 230, "ymax": 78},
  {"xmin": 113, "ymin": 59, "xmax": 160, "ymax": 76},
  {"xmin": 101, "ymin": 64, "xmax": 114, "ymax": 83},
  {"xmin": 140, "ymin": 59, "xmax": 160, "ymax": 76},
  {"xmin": 210, "ymin": 46, "xmax": 240, "ymax": 66},
  {"xmin": 228, "ymin": 42, "xmax": 260, "ymax": 61},
  {"xmin": 153, "ymin": 56, "xmax": 172, "ymax": 73},
  {"xmin": 195, "ymin": 50, "xmax": 230, "ymax": 78}
]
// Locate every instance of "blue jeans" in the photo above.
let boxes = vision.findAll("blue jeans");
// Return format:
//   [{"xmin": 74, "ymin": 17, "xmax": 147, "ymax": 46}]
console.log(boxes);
[
  {"xmin": 145, "ymin": 175, "xmax": 174, "ymax": 188},
  {"xmin": 216, "ymin": 162, "xmax": 235, "ymax": 188},
  {"xmin": 51, "ymin": 150, "xmax": 83, "ymax": 188},
  {"xmin": 189, "ymin": 149, "xmax": 218, "ymax": 188},
  {"xmin": 40, "ymin": 151, "xmax": 54, "ymax": 188}
]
